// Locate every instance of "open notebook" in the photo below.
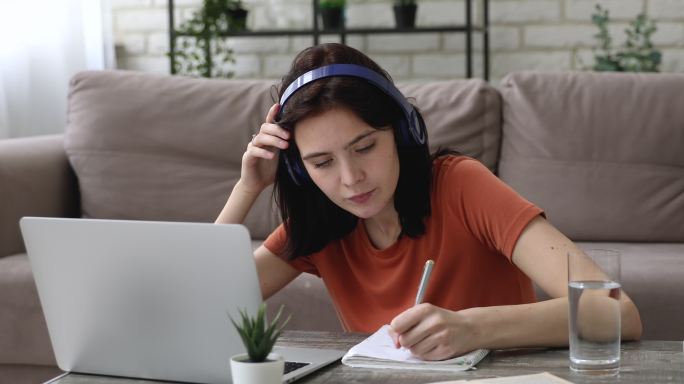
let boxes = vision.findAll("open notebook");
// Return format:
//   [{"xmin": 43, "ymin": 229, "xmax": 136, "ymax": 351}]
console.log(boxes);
[{"xmin": 342, "ymin": 325, "xmax": 489, "ymax": 371}]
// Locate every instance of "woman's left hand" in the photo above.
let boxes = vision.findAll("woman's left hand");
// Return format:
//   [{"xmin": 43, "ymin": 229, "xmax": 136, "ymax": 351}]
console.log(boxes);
[{"xmin": 388, "ymin": 303, "xmax": 479, "ymax": 361}]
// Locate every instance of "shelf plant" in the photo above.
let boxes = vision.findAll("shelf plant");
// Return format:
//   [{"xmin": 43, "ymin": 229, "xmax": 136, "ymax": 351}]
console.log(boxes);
[
  {"xmin": 171, "ymin": 0, "xmax": 248, "ymax": 78},
  {"xmin": 319, "ymin": 0, "xmax": 346, "ymax": 30},
  {"xmin": 588, "ymin": 4, "xmax": 661, "ymax": 72},
  {"xmin": 393, "ymin": 0, "xmax": 418, "ymax": 29}
]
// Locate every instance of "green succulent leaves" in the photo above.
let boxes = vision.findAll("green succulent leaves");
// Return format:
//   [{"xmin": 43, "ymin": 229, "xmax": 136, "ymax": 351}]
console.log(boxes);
[{"xmin": 229, "ymin": 304, "xmax": 291, "ymax": 363}]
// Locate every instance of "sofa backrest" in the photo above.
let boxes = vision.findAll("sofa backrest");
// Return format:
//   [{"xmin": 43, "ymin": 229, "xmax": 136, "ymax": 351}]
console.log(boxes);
[
  {"xmin": 65, "ymin": 71, "xmax": 501, "ymax": 239},
  {"xmin": 65, "ymin": 71, "xmax": 280, "ymax": 239},
  {"xmin": 498, "ymin": 71, "xmax": 684, "ymax": 242}
]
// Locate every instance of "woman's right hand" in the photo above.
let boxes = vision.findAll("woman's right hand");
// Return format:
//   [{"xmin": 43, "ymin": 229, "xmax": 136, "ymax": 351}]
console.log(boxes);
[{"xmin": 239, "ymin": 103, "xmax": 290, "ymax": 194}]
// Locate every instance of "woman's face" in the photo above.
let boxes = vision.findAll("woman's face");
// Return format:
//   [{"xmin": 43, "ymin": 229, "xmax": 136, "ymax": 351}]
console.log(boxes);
[{"xmin": 294, "ymin": 107, "xmax": 400, "ymax": 220}]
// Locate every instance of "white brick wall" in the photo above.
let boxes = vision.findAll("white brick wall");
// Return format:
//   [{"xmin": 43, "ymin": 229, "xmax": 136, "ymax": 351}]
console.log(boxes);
[
  {"xmin": 524, "ymin": 25, "xmax": 596, "ymax": 48},
  {"xmin": 565, "ymin": 0, "xmax": 644, "ymax": 21},
  {"xmin": 112, "ymin": 0, "xmax": 684, "ymax": 81},
  {"xmin": 490, "ymin": 0, "xmax": 561, "ymax": 23}
]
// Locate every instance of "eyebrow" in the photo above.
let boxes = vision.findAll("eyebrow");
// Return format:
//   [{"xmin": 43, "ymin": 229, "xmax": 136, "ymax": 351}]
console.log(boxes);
[{"xmin": 301, "ymin": 130, "xmax": 378, "ymax": 161}]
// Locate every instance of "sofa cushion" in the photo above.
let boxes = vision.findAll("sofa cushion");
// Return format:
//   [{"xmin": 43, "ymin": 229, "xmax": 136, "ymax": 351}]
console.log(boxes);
[
  {"xmin": 0, "ymin": 254, "xmax": 55, "ymax": 365},
  {"xmin": 266, "ymin": 273, "xmax": 343, "ymax": 332},
  {"xmin": 499, "ymin": 71, "xmax": 684, "ymax": 242},
  {"xmin": 65, "ymin": 71, "xmax": 280, "ymax": 239},
  {"xmin": 0, "ymin": 135, "xmax": 79, "ymax": 258},
  {"xmin": 400, "ymin": 80, "xmax": 502, "ymax": 171},
  {"xmin": 65, "ymin": 71, "xmax": 501, "ymax": 239}
]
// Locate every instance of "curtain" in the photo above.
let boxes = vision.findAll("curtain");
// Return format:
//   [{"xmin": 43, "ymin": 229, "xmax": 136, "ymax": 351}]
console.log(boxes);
[{"xmin": 0, "ymin": 0, "xmax": 114, "ymax": 139}]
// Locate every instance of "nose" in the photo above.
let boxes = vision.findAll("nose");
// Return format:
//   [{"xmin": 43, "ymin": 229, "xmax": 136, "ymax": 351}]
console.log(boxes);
[{"xmin": 340, "ymin": 158, "xmax": 364, "ymax": 187}]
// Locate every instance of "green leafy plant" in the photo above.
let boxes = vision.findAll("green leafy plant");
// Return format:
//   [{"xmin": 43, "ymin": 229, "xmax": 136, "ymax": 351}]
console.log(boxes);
[
  {"xmin": 171, "ymin": 0, "xmax": 248, "ymax": 78},
  {"xmin": 229, "ymin": 304, "xmax": 290, "ymax": 363},
  {"xmin": 589, "ymin": 4, "xmax": 662, "ymax": 72},
  {"xmin": 319, "ymin": 0, "xmax": 346, "ymax": 9}
]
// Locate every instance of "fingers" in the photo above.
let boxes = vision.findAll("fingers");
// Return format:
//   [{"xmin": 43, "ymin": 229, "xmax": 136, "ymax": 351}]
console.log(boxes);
[
  {"xmin": 395, "ymin": 317, "xmax": 454, "ymax": 360},
  {"xmin": 408, "ymin": 332, "xmax": 443, "ymax": 358},
  {"xmin": 386, "ymin": 327, "xmax": 401, "ymax": 349},
  {"xmin": 251, "ymin": 127, "xmax": 289, "ymax": 150},
  {"xmin": 390, "ymin": 304, "xmax": 452, "ymax": 351},
  {"xmin": 390, "ymin": 303, "xmax": 430, "ymax": 335},
  {"xmin": 251, "ymin": 105, "xmax": 290, "ymax": 149},
  {"xmin": 245, "ymin": 144, "xmax": 276, "ymax": 160},
  {"xmin": 265, "ymin": 103, "xmax": 280, "ymax": 124}
]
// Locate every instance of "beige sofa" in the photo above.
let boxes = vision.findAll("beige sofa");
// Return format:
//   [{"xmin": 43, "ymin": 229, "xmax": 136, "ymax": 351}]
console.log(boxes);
[{"xmin": 1, "ymin": 70, "xmax": 682, "ymax": 381}]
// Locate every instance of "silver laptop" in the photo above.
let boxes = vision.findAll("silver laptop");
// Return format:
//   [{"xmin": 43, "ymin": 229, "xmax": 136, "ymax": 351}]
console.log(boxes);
[{"xmin": 20, "ymin": 217, "xmax": 344, "ymax": 384}]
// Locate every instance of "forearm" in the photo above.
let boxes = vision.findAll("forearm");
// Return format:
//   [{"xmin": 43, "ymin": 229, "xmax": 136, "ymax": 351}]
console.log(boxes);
[
  {"xmin": 465, "ymin": 297, "xmax": 642, "ymax": 350},
  {"xmin": 214, "ymin": 180, "xmax": 262, "ymax": 224},
  {"xmin": 465, "ymin": 299, "xmax": 568, "ymax": 350}
]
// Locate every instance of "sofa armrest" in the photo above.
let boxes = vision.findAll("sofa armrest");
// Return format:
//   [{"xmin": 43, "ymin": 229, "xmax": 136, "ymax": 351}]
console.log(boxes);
[{"xmin": 0, "ymin": 135, "xmax": 80, "ymax": 258}]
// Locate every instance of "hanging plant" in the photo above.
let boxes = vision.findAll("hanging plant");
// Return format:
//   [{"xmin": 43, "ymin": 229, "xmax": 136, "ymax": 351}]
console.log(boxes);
[
  {"xmin": 171, "ymin": 0, "xmax": 248, "ymax": 78},
  {"xmin": 588, "ymin": 4, "xmax": 661, "ymax": 72}
]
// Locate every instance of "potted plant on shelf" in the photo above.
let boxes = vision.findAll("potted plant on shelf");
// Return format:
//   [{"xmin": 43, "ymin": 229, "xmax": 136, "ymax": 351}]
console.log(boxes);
[
  {"xmin": 226, "ymin": 0, "xmax": 248, "ymax": 31},
  {"xmin": 171, "ymin": 0, "xmax": 248, "ymax": 78},
  {"xmin": 229, "ymin": 304, "xmax": 290, "ymax": 384},
  {"xmin": 319, "ymin": 0, "xmax": 346, "ymax": 30},
  {"xmin": 393, "ymin": 0, "xmax": 418, "ymax": 29}
]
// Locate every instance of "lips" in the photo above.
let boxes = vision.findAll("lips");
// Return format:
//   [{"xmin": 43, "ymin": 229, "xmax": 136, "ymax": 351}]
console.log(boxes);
[{"xmin": 348, "ymin": 189, "xmax": 375, "ymax": 204}]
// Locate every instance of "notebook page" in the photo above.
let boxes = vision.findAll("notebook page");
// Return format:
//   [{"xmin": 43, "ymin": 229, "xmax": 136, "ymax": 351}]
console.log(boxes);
[{"xmin": 342, "ymin": 324, "xmax": 489, "ymax": 371}]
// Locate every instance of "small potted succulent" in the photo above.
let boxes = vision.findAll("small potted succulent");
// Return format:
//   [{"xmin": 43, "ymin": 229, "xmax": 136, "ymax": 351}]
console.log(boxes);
[
  {"xmin": 229, "ymin": 304, "xmax": 290, "ymax": 384},
  {"xmin": 319, "ymin": 0, "xmax": 346, "ymax": 30},
  {"xmin": 393, "ymin": 0, "xmax": 418, "ymax": 29}
]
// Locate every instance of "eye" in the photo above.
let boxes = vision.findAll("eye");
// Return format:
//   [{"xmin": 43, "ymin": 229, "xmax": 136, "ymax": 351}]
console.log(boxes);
[
  {"xmin": 314, "ymin": 159, "xmax": 332, "ymax": 168},
  {"xmin": 356, "ymin": 143, "xmax": 375, "ymax": 153}
]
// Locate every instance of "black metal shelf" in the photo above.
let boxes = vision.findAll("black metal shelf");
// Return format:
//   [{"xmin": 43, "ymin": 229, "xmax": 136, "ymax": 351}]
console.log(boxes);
[
  {"xmin": 174, "ymin": 25, "xmax": 487, "ymax": 37},
  {"xmin": 168, "ymin": 0, "xmax": 489, "ymax": 80}
]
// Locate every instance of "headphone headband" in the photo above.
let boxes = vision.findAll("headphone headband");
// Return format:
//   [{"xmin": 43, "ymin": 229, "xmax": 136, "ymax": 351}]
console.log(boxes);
[{"xmin": 279, "ymin": 64, "xmax": 414, "ymax": 118}]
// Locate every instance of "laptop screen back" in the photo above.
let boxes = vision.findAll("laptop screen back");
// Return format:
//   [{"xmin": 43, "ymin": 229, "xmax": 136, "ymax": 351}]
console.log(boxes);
[{"xmin": 21, "ymin": 218, "xmax": 262, "ymax": 384}]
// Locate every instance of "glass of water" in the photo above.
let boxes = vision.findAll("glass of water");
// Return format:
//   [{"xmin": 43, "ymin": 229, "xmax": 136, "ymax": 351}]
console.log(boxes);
[{"xmin": 567, "ymin": 249, "xmax": 621, "ymax": 375}]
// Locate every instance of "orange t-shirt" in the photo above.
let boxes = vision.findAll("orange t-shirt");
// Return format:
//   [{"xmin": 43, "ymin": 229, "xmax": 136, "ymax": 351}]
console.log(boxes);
[{"xmin": 263, "ymin": 156, "xmax": 543, "ymax": 332}]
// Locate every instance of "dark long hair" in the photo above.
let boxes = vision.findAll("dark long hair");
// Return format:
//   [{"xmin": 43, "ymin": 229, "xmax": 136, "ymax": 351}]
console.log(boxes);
[{"xmin": 274, "ymin": 43, "xmax": 437, "ymax": 259}]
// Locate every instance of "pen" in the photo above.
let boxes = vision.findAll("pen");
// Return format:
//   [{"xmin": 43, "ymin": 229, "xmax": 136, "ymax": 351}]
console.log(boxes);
[
  {"xmin": 414, "ymin": 259, "xmax": 434, "ymax": 305},
  {"xmin": 393, "ymin": 259, "xmax": 435, "ymax": 350}
]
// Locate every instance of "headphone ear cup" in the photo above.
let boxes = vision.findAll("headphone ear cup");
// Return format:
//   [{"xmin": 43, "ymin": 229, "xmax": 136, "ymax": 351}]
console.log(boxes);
[
  {"xmin": 397, "ymin": 118, "xmax": 413, "ymax": 146},
  {"xmin": 412, "ymin": 110, "xmax": 427, "ymax": 145},
  {"xmin": 398, "ymin": 108, "xmax": 427, "ymax": 146},
  {"xmin": 283, "ymin": 152, "xmax": 309, "ymax": 186},
  {"xmin": 292, "ymin": 159, "xmax": 308, "ymax": 184}
]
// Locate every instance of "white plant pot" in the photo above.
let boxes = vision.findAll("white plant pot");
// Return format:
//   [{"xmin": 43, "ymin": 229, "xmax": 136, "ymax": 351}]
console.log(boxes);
[{"xmin": 230, "ymin": 353, "xmax": 284, "ymax": 384}]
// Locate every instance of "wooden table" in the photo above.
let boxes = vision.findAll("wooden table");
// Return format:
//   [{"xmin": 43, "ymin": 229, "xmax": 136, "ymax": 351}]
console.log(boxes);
[{"xmin": 46, "ymin": 331, "xmax": 684, "ymax": 384}]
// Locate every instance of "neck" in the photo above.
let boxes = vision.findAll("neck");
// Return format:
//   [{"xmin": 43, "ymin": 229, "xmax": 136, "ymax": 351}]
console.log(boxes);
[{"xmin": 363, "ymin": 205, "xmax": 401, "ymax": 250}]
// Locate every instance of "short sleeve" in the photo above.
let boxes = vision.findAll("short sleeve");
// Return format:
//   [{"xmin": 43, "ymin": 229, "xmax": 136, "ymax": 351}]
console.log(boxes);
[
  {"xmin": 262, "ymin": 224, "xmax": 320, "ymax": 276},
  {"xmin": 442, "ymin": 157, "xmax": 543, "ymax": 260}
]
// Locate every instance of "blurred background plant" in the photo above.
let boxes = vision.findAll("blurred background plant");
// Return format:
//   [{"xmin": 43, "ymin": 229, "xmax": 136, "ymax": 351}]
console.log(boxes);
[
  {"xmin": 171, "ymin": 0, "xmax": 248, "ymax": 78},
  {"xmin": 319, "ymin": 0, "xmax": 346, "ymax": 8},
  {"xmin": 589, "ymin": 4, "xmax": 662, "ymax": 72},
  {"xmin": 319, "ymin": 0, "xmax": 346, "ymax": 30}
]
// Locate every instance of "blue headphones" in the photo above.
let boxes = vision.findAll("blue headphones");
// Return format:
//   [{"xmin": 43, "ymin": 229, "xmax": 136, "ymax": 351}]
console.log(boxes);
[{"xmin": 278, "ymin": 63, "xmax": 426, "ymax": 185}]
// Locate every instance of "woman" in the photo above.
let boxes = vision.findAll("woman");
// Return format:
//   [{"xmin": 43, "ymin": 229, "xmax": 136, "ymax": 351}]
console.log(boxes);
[{"xmin": 216, "ymin": 43, "xmax": 642, "ymax": 360}]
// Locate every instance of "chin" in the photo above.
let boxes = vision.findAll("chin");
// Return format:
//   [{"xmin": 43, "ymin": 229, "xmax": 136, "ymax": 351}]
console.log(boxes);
[{"xmin": 343, "ymin": 204, "xmax": 383, "ymax": 220}]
